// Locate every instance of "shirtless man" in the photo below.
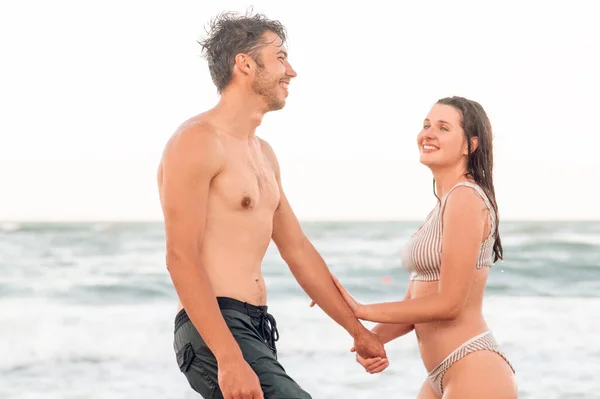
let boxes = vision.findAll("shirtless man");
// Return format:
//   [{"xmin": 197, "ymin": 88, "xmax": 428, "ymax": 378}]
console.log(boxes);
[{"xmin": 157, "ymin": 11, "xmax": 386, "ymax": 399}]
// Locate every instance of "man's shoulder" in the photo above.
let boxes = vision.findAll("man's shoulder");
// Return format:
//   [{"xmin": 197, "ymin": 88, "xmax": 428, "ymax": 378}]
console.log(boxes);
[
  {"xmin": 176, "ymin": 113, "xmax": 221, "ymax": 144},
  {"xmin": 257, "ymin": 137, "xmax": 281, "ymax": 178},
  {"xmin": 161, "ymin": 113, "xmax": 224, "ymax": 170},
  {"xmin": 257, "ymin": 136, "xmax": 277, "ymax": 159},
  {"xmin": 166, "ymin": 114, "xmax": 223, "ymax": 154}
]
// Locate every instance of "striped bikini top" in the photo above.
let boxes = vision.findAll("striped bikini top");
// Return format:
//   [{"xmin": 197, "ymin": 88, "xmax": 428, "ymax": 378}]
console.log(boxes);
[{"xmin": 401, "ymin": 181, "xmax": 497, "ymax": 282}]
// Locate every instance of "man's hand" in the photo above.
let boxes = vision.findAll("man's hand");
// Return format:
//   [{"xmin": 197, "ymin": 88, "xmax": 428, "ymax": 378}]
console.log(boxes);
[
  {"xmin": 310, "ymin": 300, "xmax": 388, "ymax": 361},
  {"xmin": 310, "ymin": 300, "xmax": 389, "ymax": 370},
  {"xmin": 352, "ymin": 328, "xmax": 387, "ymax": 360},
  {"xmin": 218, "ymin": 358, "xmax": 264, "ymax": 399},
  {"xmin": 309, "ymin": 275, "xmax": 386, "ymax": 359}
]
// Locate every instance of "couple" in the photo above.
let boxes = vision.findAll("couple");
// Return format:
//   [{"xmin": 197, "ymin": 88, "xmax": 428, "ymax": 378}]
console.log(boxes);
[{"xmin": 156, "ymin": 10, "xmax": 518, "ymax": 399}]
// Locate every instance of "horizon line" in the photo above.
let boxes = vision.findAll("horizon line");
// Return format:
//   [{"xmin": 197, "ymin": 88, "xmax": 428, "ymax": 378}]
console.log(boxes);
[{"xmin": 2, "ymin": 218, "xmax": 599, "ymax": 224}]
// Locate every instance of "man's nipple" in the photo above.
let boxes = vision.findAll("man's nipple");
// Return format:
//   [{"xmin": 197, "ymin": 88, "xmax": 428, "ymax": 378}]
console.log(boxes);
[{"xmin": 241, "ymin": 196, "xmax": 253, "ymax": 209}]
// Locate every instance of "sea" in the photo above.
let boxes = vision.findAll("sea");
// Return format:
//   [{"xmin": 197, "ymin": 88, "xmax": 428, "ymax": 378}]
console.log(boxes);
[{"xmin": 1, "ymin": 221, "xmax": 599, "ymax": 399}]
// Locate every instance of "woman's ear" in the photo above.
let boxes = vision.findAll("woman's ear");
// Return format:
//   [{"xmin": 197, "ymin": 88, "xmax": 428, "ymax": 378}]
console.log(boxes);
[{"xmin": 465, "ymin": 136, "xmax": 479, "ymax": 154}]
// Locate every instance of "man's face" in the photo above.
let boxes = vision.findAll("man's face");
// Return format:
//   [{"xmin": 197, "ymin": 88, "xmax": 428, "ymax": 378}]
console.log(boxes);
[{"xmin": 251, "ymin": 31, "xmax": 297, "ymax": 111}]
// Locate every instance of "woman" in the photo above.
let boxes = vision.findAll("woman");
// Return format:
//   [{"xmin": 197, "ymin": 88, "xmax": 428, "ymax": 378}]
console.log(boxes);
[{"xmin": 334, "ymin": 96, "xmax": 517, "ymax": 398}]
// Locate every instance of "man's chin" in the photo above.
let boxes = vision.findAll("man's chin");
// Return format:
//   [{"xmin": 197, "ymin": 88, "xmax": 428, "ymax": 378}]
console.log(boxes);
[{"xmin": 267, "ymin": 100, "xmax": 286, "ymax": 112}]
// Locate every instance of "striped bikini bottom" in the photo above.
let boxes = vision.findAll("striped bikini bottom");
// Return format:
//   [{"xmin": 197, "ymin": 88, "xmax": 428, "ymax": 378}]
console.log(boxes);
[{"xmin": 428, "ymin": 330, "xmax": 515, "ymax": 397}]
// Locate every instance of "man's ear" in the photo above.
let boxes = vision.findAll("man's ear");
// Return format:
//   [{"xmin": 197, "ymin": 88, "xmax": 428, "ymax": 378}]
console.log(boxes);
[{"xmin": 234, "ymin": 53, "xmax": 253, "ymax": 75}]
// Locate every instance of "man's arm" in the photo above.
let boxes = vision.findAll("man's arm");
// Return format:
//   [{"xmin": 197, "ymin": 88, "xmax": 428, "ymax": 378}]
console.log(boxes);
[
  {"xmin": 260, "ymin": 139, "xmax": 383, "ymax": 358},
  {"xmin": 159, "ymin": 126, "xmax": 243, "ymax": 364}
]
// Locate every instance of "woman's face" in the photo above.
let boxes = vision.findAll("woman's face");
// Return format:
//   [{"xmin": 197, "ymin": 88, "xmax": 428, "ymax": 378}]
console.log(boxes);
[{"xmin": 417, "ymin": 103, "xmax": 475, "ymax": 169}]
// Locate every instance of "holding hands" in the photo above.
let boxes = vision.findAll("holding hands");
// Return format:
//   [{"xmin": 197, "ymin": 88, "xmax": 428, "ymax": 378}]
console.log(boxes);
[
  {"xmin": 351, "ymin": 344, "xmax": 390, "ymax": 374},
  {"xmin": 310, "ymin": 275, "xmax": 390, "ymax": 374}
]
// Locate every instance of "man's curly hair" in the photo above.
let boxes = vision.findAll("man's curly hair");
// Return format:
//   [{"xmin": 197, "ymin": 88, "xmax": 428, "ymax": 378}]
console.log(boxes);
[{"xmin": 198, "ymin": 10, "xmax": 288, "ymax": 93}]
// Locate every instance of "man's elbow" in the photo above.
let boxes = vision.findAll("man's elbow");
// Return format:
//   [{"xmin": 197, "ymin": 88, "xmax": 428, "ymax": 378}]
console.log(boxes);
[
  {"xmin": 165, "ymin": 251, "xmax": 183, "ymax": 272},
  {"xmin": 279, "ymin": 247, "xmax": 301, "ymax": 268},
  {"xmin": 165, "ymin": 245, "xmax": 197, "ymax": 271},
  {"xmin": 277, "ymin": 236, "xmax": 308, "ymax": 265}
]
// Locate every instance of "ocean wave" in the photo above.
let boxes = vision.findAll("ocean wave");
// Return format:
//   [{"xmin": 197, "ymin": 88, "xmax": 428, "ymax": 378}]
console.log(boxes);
[
  {"xmin": 0, "ymin": 222, "xmax": 21, "ymax": 232},
  {"xmin": 1, "ymin": 221, "xmax": 599, "ymax": 302}
]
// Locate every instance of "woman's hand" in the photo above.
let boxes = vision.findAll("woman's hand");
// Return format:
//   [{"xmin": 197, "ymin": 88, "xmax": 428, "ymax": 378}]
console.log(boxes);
[
  {"xmin": 350, "ymin": 331, "xmax": 389, "ymax": 374},
  {"xmin": 309, "ymin": 275, "xmax": 365, "ymax": 317},
  {"xmin": 310, "ymin": 274, "xmax": 363, "ymax": 318},
  {"xmin": 353, "ymin": 350, "xmax": 390, "ymax": 374},
  {"xmin": 331, "ymin": 275, "xmax": 364, "ymax": 316}
]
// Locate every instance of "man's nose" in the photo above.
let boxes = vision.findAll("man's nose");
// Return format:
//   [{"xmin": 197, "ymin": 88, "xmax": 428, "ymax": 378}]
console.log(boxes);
[{"xmin": 286, "ymin": 63, "xmax": 297, "ymax": 78}]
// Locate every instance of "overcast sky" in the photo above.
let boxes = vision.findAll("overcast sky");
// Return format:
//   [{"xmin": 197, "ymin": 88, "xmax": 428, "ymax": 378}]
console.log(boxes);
[{"xmin": 1, "ymin": 0, "xmax": 598, "ymax": 221}]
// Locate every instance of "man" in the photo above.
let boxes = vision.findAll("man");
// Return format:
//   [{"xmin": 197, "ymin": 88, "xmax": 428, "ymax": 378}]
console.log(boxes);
[{"xmin": 157, "ymin": 11, "xmax": 386, "ymax": 399}]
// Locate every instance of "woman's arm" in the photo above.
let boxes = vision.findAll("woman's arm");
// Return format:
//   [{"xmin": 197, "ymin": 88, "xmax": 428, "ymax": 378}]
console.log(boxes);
[
  {"xmin": 338, "ymin": 187, "xmax": 490, "ymax": 324},
  {"xmin": 370, "ymin": 287, "xmax": 414, "ymax": 343}
]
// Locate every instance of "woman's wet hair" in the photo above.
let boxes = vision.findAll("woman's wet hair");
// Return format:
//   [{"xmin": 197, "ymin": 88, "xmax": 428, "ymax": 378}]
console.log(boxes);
[{"xmin": 435, "ymin": 96, "xmax": 503, "ymax": 262}]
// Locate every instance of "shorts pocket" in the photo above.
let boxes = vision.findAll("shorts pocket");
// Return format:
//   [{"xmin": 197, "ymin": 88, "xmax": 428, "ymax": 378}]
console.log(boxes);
[
  {"xmin": 175, "ymin": 343, "xmax": 217, "ymax": 398},
  {"xmin": 176, "ymin": 342, "xmax": 196, "ymax": 372}
]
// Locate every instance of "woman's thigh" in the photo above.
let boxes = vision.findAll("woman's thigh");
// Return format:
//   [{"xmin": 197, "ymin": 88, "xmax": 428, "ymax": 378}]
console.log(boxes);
[
  {"xmin": 416, "ymin": 378, "xmax": 440, "ymax": 399},
  {"xmin": 442, "ymin": 351, "xmax": 517, "ymax": 399}
]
